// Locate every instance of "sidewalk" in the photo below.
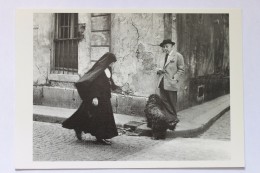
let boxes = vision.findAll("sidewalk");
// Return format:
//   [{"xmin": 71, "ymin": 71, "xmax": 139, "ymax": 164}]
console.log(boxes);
[{"xmin": 33, "ymin": 94, "xmax": 230, "ymax": 138}]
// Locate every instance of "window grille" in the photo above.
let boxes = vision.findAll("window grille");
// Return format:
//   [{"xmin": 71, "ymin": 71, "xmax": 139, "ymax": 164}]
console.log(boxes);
[{"xmin": 53, "ymin": 13, "xmax": 79, "ymax": 74}]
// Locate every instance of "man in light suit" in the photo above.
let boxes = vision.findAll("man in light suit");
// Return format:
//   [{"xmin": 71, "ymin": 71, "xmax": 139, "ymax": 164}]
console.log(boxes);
[{"xmin": 157, "ymin": 39, "xmax": 185, "ymax": 130}]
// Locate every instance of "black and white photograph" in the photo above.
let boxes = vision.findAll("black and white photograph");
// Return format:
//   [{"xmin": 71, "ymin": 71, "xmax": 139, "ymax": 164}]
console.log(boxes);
[{"xmin": 15, "ymin": 9, "xmax": 244, "ymax": 169}]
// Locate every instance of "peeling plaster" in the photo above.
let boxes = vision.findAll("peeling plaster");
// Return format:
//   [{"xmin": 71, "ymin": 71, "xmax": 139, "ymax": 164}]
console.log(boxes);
[
  {"xmin": 34, "ymin": 63, "xmax": 49, "ymax": 85},
  {"xmin": 33, "ymin": 14, "xmax": 53, "ymax": 85},
  {"xmin": 34, "ymin": 13, "xmax": 165, "ymax": 97},
  {"xmin": 111, "ymin": 14, "xmax": 164, "ymax": 96}
]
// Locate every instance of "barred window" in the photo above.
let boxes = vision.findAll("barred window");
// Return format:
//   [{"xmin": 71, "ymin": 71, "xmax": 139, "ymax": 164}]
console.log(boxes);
[{"xmin": 53, "ymin": 13, "xmax": 78, "ymax": 74}]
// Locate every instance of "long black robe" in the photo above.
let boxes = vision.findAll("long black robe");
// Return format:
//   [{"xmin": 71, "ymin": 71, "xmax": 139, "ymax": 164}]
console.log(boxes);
[{"xmin": 62, "ymin": 53, "xmax": 118, "ymax": 139}]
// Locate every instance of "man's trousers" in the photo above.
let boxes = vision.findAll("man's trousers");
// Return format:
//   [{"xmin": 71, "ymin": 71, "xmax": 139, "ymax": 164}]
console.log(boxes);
[{"xmin": 158, "ymin": 88, "xmax": 178, "ymax": 123}]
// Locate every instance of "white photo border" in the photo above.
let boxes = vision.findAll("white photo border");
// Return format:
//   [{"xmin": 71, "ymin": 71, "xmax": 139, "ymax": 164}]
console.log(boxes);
[{"xmin": 15, "ymin": 9, "xmax": 244, "ymax": 169}]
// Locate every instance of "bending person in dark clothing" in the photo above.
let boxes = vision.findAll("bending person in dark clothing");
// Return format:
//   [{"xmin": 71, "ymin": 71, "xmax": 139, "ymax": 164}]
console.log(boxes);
[{"xmin": 62, "ymin": 53, "xmax": 118, "ymax": 145}]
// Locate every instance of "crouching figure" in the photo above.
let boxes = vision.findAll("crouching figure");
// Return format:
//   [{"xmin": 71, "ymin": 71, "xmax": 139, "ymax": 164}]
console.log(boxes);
[{"xmin": 144, "ymin": 94, "xmax": 171, "ymax": 140}]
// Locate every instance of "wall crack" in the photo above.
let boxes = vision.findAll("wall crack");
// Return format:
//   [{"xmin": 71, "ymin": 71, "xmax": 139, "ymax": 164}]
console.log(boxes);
[
  {"xmin": 35, "ymin": 64, "xmax": 49, "ymax": 84},
  {"xmin": 131, "ymin": 20, "xmax": 141, "ymax": 51}
]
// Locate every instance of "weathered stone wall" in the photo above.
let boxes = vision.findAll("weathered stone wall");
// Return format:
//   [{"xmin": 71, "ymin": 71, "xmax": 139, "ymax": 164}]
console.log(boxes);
[
  {"xmin": 33, "ymin": 13, "xmax": 176, "ymax": 97},
  {"xmin": 33, "ymin": 13, "xmax": 53, "ymax": 85},
  {"xmin": 33, "ymin": 13, "xmax": 188, "ymax": 113},
  {"xmin": 33, "ymin": 13, "xmax": 229, "ymax": 115},
  {"xmin": 78, "ymin": 13, "xmax": 92, "ymax": 76},
  {"xmin": 111, "ymin": 13, "xmax": 165, "ymax": 97},
  {"xmin": 33, "ymin": 13, "xmax": 92, "ymax": 86},
  {"xmin": 176, "ymin": 14, "xmax": 230, "ymax": 108}
]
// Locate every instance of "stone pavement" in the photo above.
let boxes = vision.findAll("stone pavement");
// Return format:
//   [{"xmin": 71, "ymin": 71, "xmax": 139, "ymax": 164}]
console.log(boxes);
[
  {"xmin": 33, "ymin": 94, "xmax": 230, "ymax": 138},
  {"xmin": 33, "ymin": 111, "xmax": 231, "ymax": 161},
  {"xmin": 198, "ymin": 111, "xmax": 230, "ymax": 140},
  {"xmin": 121, "ymin": 111, "xmax": 231, "ymax": 161},
  {"xmin": 120, "ymin": 138, "xmax": 231, "ymax": 161},
  {"xmin": 33, "ymin": 121, "xmax": 161, "ymax": 161}
]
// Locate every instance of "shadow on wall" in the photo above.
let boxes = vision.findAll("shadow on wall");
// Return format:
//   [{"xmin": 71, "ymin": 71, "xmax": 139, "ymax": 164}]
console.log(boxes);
[{"xmin": 189, "ymin": 74, "xmax": 230, "ymax": 106}]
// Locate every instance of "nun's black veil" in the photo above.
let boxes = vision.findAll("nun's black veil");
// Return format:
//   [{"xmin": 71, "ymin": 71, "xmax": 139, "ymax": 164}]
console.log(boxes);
[
  {"xmin": 75, "ymin": 52, "xmax": 117, "ymax": 100},
  {"xmin": 62, "ymin": 52, "xmax": 119, "ymax": 139}
]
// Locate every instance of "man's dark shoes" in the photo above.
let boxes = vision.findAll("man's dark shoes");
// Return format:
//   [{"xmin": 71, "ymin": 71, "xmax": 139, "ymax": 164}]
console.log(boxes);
[
  {"xmin": 168, "ymin": 119, "xmax": 179, "ymax": 131},
  {"xmin": 74, "ymin": 129, "xmax": 82, "ymax": 140}
]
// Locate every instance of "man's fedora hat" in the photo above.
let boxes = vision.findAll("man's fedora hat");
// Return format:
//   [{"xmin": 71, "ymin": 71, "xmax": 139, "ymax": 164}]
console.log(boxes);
[{"xmin": 159, "ymin": 39, "xmax": 175, "ymax": 47}]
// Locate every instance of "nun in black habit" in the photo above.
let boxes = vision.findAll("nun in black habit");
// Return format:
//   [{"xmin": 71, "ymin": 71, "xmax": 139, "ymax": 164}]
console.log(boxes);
[{"xmin": 62, "ymin": 53, "xmax": 118, "ymax": 145}]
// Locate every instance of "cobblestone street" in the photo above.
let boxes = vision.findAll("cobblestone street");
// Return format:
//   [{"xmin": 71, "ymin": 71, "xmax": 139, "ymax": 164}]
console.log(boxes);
[
  {"xmin": 199, "ymin": 111, "xmax": 230, "ymax": 140},
  {"xmin": 121, "ymin": 111, "xmax": 231, "ymax": 161},
  {"xmin": 33, "ymin": 121, "xmax": 162, "ymax": 161},
  {"xmin": 33, "ymin": 111, "xmax": 230, "ymax": 161}
]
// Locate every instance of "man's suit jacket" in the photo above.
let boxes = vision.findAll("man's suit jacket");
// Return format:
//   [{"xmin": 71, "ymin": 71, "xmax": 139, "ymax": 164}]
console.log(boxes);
[{"xmin": 157, "ymin": 51, "xmax": 185, "ymax": 91}]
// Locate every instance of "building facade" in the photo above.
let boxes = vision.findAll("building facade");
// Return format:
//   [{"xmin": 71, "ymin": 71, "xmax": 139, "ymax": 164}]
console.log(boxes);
[{"xmin": 33, "ymin": 13, "xmax": 229, "ymax": 116}]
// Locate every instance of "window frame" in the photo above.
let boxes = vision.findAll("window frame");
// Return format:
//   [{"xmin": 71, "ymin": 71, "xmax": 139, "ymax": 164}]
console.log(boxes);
[{"xmin": 51, "ymin": 13, "xmax": 79, "ymax": 74}]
